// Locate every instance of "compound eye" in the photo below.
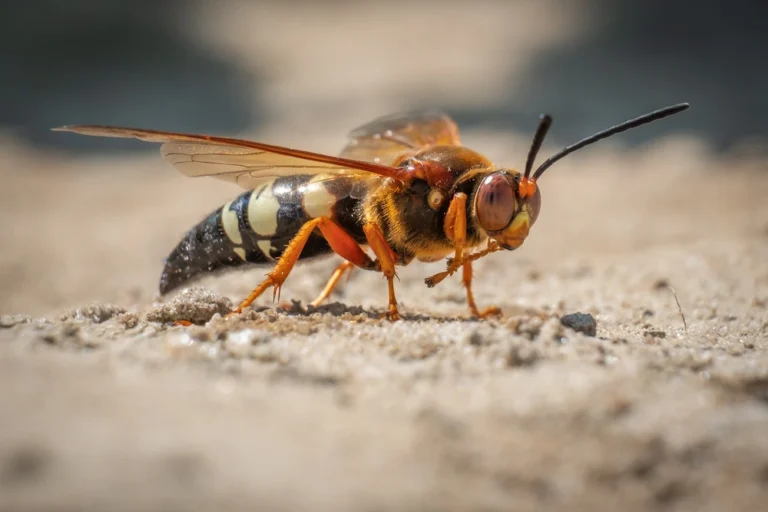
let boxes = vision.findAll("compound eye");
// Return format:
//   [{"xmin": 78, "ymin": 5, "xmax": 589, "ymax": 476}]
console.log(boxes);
[{"xmin": 475, "ymin": 172, "xmax": 516, "ymax": 232}]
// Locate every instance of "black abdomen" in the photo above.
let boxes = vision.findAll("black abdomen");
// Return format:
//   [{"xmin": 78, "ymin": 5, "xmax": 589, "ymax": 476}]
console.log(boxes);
[{"xmin": 159, "ymin": 175, "xmax": 365, "ymax": 294}]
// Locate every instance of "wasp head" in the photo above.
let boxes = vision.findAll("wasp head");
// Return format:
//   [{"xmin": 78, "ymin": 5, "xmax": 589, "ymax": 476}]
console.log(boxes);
[
  {"xmin": 474, "ymin": 171, "xmax": 540, "ymax": 250},
  {"xmin": 476, "ymin": 103, "xmax": 690, "ymax": 251},
  {"xmin": 474, "ymin": 111, "xmax": 551, "ymax": 250}
]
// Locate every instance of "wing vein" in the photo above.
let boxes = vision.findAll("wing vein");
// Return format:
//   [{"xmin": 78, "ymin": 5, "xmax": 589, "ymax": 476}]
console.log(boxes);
[{"xmin": 53, "ymin": 112, "xmax": 463, "ymax": 189}]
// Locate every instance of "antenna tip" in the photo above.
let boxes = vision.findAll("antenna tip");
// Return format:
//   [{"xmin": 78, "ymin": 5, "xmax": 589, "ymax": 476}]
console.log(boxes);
[{"xmin": 669, "ymin": 103, "xmax": 690, "ymax": 112}]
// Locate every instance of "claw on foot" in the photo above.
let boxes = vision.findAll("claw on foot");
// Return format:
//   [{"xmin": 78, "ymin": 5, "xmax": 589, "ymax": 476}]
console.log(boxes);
[
  {"xmin": 379, "ymin": 308, "xmax": 401, "ymax": 321},
  {"xmin": 271, "ymin": 283, "xmax": 283, "ymax": 303},
  {"xmin": 224, "ymin": 307, "xmax": 243, "ymax": 319},
  {"xmin": 425, "ymin": 271, "xmax": 450, "ymax": 288},
  {"xmin": 472, "ymin": 306, "xmax": 502, "ymax": 319}
]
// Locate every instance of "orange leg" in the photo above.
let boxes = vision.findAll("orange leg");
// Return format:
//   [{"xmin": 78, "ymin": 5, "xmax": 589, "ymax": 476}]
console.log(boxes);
[
  {"xmin": 427, "ymin": 239, "xmax": 502, "ymax": 287},
  {"xmin": 229, "ymin": 217, "xmax": 376, "ymax": 316},
  {"xmin": 462, "ymin": 261, "xmax": 501, "ymax": 318},
  {"xmin": 309, "ymin": 260, "xmax": 355, "ymax": 307},
  {"xmin": 425, "ymin": 193, "xmax": 468, "ymax": 288},
  {"xmin": 461, "ymin": 240, "xmax": 502, "ymax": 265},
  {"xmin": 423, "ymin": 193, "xmax": 502, "ymax": 317},
  {"xmin": 363, "ymin": 223, "xmax": 400, "ymax": 321}
]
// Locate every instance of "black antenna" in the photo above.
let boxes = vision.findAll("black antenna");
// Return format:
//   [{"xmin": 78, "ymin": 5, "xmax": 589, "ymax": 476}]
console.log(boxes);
[
  {"xmin": 532, "ymin": 103, "xmax": 690, "ymax": 180},
  {"xmin": 524, "ymin": 114, "xmax": 553, "ymax": 179}
]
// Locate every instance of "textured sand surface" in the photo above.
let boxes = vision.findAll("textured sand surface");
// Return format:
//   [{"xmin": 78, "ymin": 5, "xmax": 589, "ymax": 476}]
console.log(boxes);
[{"xmin": 2, "ymin": 2, "xmax": 768, "ymax": 511}]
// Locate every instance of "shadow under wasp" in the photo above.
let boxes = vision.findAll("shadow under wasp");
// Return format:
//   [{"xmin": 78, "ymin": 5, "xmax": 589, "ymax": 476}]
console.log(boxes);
[{"xmin": 55, "ymin": 103, "xmax": 689, "ymax": 321}]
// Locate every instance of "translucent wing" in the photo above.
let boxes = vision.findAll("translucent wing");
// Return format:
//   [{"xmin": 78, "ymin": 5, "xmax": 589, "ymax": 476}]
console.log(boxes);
[
  {"xmin": 52, "ymin": 125, "xmax": 410, "ymax": 190},
  {"xmin": 159, "ymin": 141, "xmax": 357, "ymax": 189},
  {"xmin": 340, "ymin": 111, "xmax": 462, "ymax": 165}
]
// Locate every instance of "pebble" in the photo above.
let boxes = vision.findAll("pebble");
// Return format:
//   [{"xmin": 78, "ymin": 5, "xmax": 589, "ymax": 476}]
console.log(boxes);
[{"xmin": 560, "ymin": 312, "xmax": 597, "ymax": 337}]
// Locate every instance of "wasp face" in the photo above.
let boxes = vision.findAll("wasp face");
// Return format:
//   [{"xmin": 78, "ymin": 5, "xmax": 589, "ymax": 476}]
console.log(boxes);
[{"xmin": 474, "ymin": 170, "xmax": 541, "ymax": 250}]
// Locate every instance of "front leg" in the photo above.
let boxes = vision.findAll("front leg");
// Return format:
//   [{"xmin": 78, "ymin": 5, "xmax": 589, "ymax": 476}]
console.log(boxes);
[
  {"xmin": 424, "ymin": 193, "xmax": 502, "ymax": 318},
  {"xmin": 462, "ymin": 261, "xmax": 501, "ymax": 318},
  {"xmin": 426, "ymin": 238, "xmax": 502, "ymax": 287},
  {"xmin": 424, "ymin": 192, "xmax": 468, "ymax": 288}
]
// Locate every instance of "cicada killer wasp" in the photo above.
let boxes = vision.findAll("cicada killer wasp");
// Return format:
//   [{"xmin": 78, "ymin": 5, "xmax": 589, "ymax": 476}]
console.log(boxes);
[{"xmin": 55, "ymin": 103, "xmax": 689, "ymax": 320}]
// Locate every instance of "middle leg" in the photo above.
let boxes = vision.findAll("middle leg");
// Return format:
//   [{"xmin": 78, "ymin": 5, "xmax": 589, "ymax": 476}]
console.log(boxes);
[{"xmin": 363, "ymin": 223, "xmax": 400, "ymax": 321}]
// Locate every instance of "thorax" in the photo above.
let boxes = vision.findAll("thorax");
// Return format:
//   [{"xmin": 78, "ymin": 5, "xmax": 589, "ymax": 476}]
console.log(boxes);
[{"xmin": 363, "ymin": 145, "xmax": 494, "ymax": 264}]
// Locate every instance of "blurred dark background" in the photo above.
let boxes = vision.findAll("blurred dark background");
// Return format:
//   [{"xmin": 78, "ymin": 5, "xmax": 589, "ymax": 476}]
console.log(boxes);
[
  {"xmin": 2, "ymin": 0, "xmax": 766, "ymax": 153},
  {"xmin": 1, "ymin": 0, "xmax": 260, "ymax": 152}
]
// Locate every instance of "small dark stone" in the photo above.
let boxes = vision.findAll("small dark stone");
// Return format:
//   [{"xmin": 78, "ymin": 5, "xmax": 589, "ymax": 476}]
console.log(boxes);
[{"xmin": 560, "ymin": 312, "xmax": 597, "ymax": 337}]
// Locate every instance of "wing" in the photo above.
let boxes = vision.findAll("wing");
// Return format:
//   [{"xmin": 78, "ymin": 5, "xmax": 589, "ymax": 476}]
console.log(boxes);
[
  {"xmin": 339, "ymin": 111, "xmax": 462, "ymax": 165},
  {"xmin": 52, "ymin": 125, "xmax": 410, "ymax": 190}
]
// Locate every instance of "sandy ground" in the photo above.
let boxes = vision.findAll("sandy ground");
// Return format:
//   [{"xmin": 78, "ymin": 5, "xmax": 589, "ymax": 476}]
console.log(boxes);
[{"xmin": 3, "ymin": 2, "xmax": 768, "ymax": 511}]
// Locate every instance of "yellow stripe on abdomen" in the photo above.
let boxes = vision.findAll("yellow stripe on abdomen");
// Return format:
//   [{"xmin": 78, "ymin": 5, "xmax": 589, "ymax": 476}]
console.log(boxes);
[
  {"xmin": 220, "ymin": 201, "xmax": 243, "ymax": 245},
  {"xmin": 301, "ymin": 175, "xmax": 337, "ymax": 219},
  {"xmin": 247, "ymin": 183, "xmax": 280, "ymax": 237}
]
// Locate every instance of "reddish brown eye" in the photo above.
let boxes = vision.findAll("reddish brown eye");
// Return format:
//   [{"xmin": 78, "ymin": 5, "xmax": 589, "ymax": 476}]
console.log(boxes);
[
  {"xmin": 528, "ymin": 185, "xmax": 542, "ymax": 225},
  {"xmin": 475, "ymin": 172, "xmax": 516, "ymax": 232}
]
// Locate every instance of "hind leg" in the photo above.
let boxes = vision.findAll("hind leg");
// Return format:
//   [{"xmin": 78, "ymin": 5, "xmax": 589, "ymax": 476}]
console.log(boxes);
[
  {"xmin": 310, "ymin": 261, "xmax": 355, "ymax": 307},
  {"xmin": 229, "ymin": 217, "xmax": 376, "ymax": 315}
]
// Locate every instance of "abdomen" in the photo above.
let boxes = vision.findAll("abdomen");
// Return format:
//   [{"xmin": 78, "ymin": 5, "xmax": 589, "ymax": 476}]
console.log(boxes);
[{"xmin": 159, "ymin": 174, "xmax": 365, "ymax": 294}]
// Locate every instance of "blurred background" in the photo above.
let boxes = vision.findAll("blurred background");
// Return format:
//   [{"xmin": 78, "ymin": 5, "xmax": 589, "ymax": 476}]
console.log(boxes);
[
  {"xmin": 1, "ymin": 0, "xmax": 766, "ymax": 315},
  {"xmin": 4, "ymin": 4, "xmax": 768, "ymax": 510},
  {"xmin": 3, "ymin": 0, "xmax": 766, "ymax": 152}
]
